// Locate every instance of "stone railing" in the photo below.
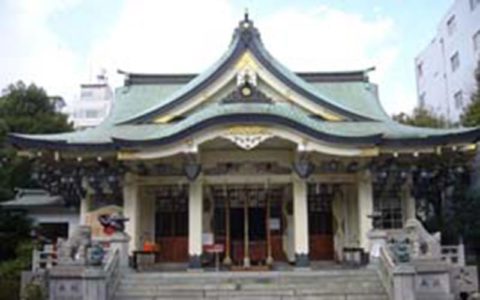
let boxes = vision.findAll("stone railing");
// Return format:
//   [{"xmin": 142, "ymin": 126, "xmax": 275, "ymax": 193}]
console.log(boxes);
[
  {"xmin": 378, "ymin": 245, "xmax": 416, "ymax": 300},
  {"xmin": 441, "ymin": 243, "xmax": 465, "ymax": 266},
  {"xmin": 32, "ymin": 244, "xmax": 57, "ymax": 271},
  {"xmin": 104, "ymin": 248, "xmax": 121, "ymax": 300},
  {"xmin": 378, "ymin": 246, "xmax": 394, "ymax": 298}
]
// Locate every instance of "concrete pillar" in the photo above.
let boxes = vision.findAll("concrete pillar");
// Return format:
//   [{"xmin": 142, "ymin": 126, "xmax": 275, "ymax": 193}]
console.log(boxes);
[
  {"xmin": 357, "ymin": 170, "xmax": 373, "ymax": 253},
  {"xmin": 123, "ymin": 173, "xmax": 139, "ymax": 254},
  {"xmin": 293, "ymin": 176, "xmax": 309, "ymax": 267},
  {"xmin": 139, "ymin": 190, "xmax": 155, "ymax": 244},
  {"xmin": 403, "ymin": 184, "xmax": 416, "ymax": 222},
  {"xmin": 188, "ymin": 179, "xmax": 203, "ymax": 269},
  {"xmin": 79, "ymin": 194, "xmax": 91, "ymax": 225},
  {"xmin": 332, "ymin": 188, "xmax": 345, "ymax": 261}
]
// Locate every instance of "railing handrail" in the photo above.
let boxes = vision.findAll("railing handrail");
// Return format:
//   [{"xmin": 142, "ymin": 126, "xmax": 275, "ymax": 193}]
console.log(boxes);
[
  {"xmin": 104, "ymin": 248, "xmax": 121, "ymax": 300},
  {"xmin": 32, "ymin": 245, "xmax": 58, "ymax": 271},
  {"xmin": 378, "ymin": 245, "xmax": 396, "ymax": 300}
]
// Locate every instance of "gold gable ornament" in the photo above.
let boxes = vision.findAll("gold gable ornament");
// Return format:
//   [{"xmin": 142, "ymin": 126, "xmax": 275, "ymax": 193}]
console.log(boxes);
[{"xmin": 223, "ymin": 126, "xmax": 272, "ymax": 150}]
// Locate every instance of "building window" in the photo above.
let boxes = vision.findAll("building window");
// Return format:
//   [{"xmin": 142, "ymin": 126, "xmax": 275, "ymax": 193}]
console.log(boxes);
[
  {"xmin": 470, "ymin": 0, "xmax": 480, "ymax": 10},
  {"xmin": 474, "ymin": 30, "xmax": 480, "ymax": 52},
  {"xmin": 417, "ymin": 62, "xmax": 423, "ymax": 77},
  {"xmin": 451, "ymin": 52, "xmax": 460, "ymax": 72},
  {"xmin": 85, "ymin": 109, "xmax": 100, "ymax": 119},
  {"xmin": 447, "ymin": 15, "xmax": 456, "ymax": 35},
  {"xmin": 419, "ymin": 92, "xmax": 426, "ymax": 107},
  {"xmin": 373, "ymin": 188, "xmax": 403, "ymax": 229},
  {"xmin": 454, "ymin": 90, "xmax": 463, "ymax": 109},
  {"xmin": 80, "ymin": 90, "xmax": 93, "ymax": 98}
]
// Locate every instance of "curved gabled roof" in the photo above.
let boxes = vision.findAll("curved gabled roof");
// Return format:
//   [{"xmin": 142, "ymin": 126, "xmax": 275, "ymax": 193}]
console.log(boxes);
[
  {"xmin": 9, "ymin": 102, "xmax": 480, "ymax": 151},
  {"xmin": 8, "ymin": 14, "xmax": 480, "ymax": 153},
  {"xmin": 117, "ymin": 15, "xmax": 377, "ymax": 124}
]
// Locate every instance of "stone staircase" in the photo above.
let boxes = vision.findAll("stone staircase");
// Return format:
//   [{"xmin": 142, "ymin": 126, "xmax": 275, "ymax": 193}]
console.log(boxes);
[{"xmin": 114, "ymin": 268, "xmax": 388, "ymax": 300}]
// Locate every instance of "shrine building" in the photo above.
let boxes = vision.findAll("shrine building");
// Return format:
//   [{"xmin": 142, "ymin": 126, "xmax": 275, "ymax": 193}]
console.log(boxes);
[{"xmin": 9, "ymin": 14, "xmax": 480, "ymax": 270}]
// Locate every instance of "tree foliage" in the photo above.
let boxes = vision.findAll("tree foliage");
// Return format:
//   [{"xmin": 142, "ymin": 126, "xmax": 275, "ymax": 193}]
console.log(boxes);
[
  {"xmin": 0, "ymin": 81, "xmax": 73, "ymax": 200},
  {"xmin": 392, "ymin": 106, "xmax": 449, "ymax": 128},
  {"xmin": 391, "ymin": 106, "xmax": 468, "ymax": 244},
  {"xmin": 460, "ymin": 61, "xmax": 480, "ymax": 127},
  {"xmin": 0, "ymin": 81, "xmax": 72, "ymax": 263}
]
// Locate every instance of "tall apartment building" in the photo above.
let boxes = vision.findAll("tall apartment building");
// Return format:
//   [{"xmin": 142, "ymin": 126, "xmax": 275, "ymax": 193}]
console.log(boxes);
[
  {"xmin": 70, "ymin": 75, "xmax": 114, "ymax": 129},
  {"xmin": 415, "ymin": 0, "xmax": 480, "ymax": 122}
]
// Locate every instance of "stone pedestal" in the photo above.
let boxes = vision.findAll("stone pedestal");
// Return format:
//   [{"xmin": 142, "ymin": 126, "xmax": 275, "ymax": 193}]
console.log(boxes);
[
  {"xmin": 392, "ymin": 264, "xmax": 416, "ymax": 300},
  {"xmin": 48, "ymin": 266, "xmax": 107, "ymax": 300},
  {"xmin": 413, "ymin": 260, "xmax": 454, "ymax": 300},
  {"xmin": 368, "ymin": 230, "xmax": 388, "ymax": 262}
]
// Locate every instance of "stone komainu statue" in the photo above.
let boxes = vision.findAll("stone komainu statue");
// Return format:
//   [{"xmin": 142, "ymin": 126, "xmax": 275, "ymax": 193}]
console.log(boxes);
[
  {"xmin": 98, "ymin": 212, "xmax": 129, "ymax": 235},
  {"xmin": 404, "ymin": 218, "xmax": 441, "ymax": 259},
  {"xmin": 57, "ymin": 225, "xmax": 92, "ymax": 265}
]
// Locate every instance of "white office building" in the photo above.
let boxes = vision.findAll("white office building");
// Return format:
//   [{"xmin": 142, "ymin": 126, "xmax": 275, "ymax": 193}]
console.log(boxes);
[
  {"xmin": 70, "ymin": 78, "xmax": 114, "ymax": 129},
  {"xmin": 415, "ymin": 0, "xmax": 480, "ymax": 122}
]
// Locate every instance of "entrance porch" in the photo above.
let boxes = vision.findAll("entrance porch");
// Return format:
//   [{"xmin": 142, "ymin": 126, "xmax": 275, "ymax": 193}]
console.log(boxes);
[{"xmin": 112, "ymin": 166, "xmax": 380, "ymax": 269}]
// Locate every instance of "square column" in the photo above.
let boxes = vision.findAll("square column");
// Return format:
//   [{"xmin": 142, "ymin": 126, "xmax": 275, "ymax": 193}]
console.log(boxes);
[
  {"xmin": 123, "ymin": 173, "xmax": 139, "ymax": 254},
  {"xmin": 79, "ymin": 193, "xmax": 91, "ymax": 225},
  {"xmin": 188, "ymin": 179, "xmax": 203, "ymax": 269},
  {"xmin": 293, "ymin": 176, "xmax": 310, "ymax": 267},
  {"xmin": 402, "ymin": 183, "xmax": 416, "ymax": 222},
  {"xmin": 357, "ymin": 170, "xmax": 373, "ymax": 253}
]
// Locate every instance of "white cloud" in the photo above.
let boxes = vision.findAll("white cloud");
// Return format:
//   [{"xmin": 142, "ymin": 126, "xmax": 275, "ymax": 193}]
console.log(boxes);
[
  {"xmin": 88, "ymin": 0, "xmax": 237, "ymax": 87},
  {"xmin": 0, "ymin": 0, "xmax": 83, "ymax": 102},
  {"xmin": 1, "ymin": 0, "xmax": 413, "ymax": 114},
  {"xmin": 257, "ymin": 7, "xmax": 404, "ymax": 113},
  {"xmin": 89, "ymin": 2, "xmax": 405, "ymax": 113}
]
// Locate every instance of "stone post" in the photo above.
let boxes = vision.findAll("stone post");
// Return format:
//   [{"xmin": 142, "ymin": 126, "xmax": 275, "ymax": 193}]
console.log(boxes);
[
  {"xmin": 79, "ymin": 194, "xmax": 91, "ymax": 225},
  {"xmin": 293, "ymin": 176, "xmax": 309, "ymax": 268},
  {"xmin": 108, "ymin": 232, "xmax": 131, "ymax": 268},
  {"xmin": 392, "ymin": 264, "xmax": 416, "ymax": 300},
  {"xmin": 368, "ymin": 230, "xmax": 388, "ymax": 262},
  {"xmin": 188, "ymin": 179, "xmax": 203, "ymax": 269}
]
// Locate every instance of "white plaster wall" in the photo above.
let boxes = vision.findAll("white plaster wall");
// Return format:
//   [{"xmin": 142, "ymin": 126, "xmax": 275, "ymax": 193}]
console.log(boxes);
[
  {"xmin": 415, "ymin": 0, "xmax": 480, "ymax": 121},
  {"xmin": 30, "ymin": 210, "xmax": 80, "ymax": 238}
]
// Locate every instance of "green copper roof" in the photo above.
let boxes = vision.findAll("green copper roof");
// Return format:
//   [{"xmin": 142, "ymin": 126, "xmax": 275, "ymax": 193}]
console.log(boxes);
[
  {"xmin": 10, "ymin": 102, "xmax": 479, "ymax": 149},
  {"xmin": 105, "ymin": 84, "xmax": 184, "ymax": 125},
  {"xmin": 1, "ymin": 189, "xmax": 63, "ymax": 208},
  {"xmin": 8, "ymin": 15, "xmax": 480, "ymax": 151},
  {"xmin": 308, "ymin": 82, "xmax": 390, "ymax": 121}
]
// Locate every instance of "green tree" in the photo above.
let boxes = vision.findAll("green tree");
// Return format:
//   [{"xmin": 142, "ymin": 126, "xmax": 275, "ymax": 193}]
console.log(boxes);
[
  {"xmin": 459, "ymin": 61, "xmax": 480, "ymax": 267},
  {"xmin": 392, "ymin": 106, "xmax": 449, "ymax": 128},
  {"xmin": 0, "ymin": 81, "xmax": 73, "ymax": 291},
  {"xmin": 392, "ymin": 106, "xmax": 458, "ymax": 242},
  {"xmin": 0, "ymin": 81, "xmax": 73, "ymax": 200},
  {"xmin": 460, "ymin": 61, "xmax": 480, "ymax": 127}
]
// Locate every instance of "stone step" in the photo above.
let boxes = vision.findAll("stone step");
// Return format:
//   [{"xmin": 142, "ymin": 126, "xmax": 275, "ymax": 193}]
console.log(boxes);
[
  {"xmin": 121, "ymin": 269, "xmax": 378, "ymax": 279},
  {"xmin": 118, "ymin": 276, "xmax": 382, "ymax": 287},
  {"xmin": 115, "ymin": 294, "xmax": 389, "ymax": 300},
  {"xmin": 114, "ymin": 269, "xmax": 388, "ymax": 300},
  {"xmin": 116, "ymin": 281, "xmax": 385, "ymax": 292}
]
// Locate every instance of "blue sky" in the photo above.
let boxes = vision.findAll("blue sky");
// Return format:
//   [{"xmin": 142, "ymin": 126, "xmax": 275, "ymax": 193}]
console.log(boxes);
[{"xmin": 0, "ymin": 0, "xmax": 453, "ymax": 114}]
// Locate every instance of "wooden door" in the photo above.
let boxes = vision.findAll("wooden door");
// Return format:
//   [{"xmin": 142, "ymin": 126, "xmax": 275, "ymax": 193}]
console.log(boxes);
[
  {"xmin": 155, "ymin": 185, "xmax": 189, "ymax": 262},
  {"xmin": 308, "ymin": 184, "xmax": 334, "ymax": 260}
]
